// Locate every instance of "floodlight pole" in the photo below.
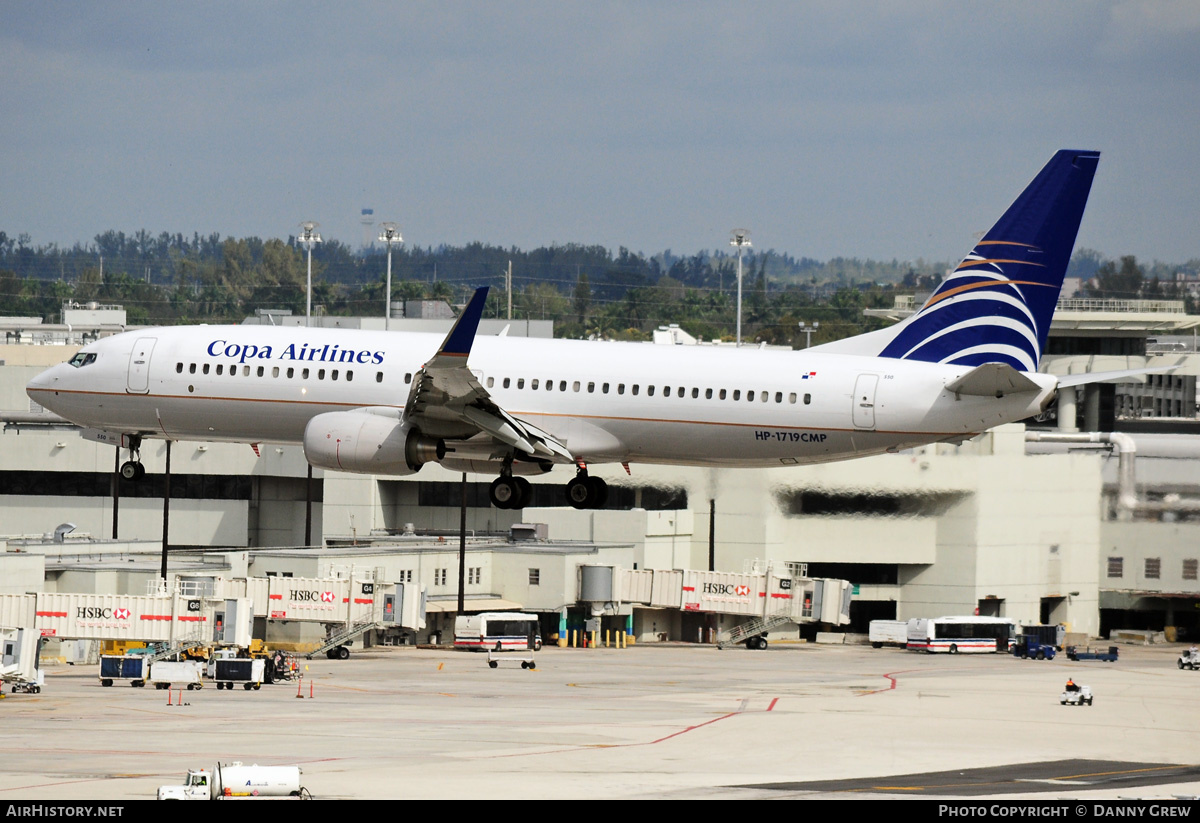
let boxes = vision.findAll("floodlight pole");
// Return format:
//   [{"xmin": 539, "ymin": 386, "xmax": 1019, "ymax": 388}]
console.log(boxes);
[
  {"xmin": 299, "ymin": 221, "xmax": 321, "ymax": 328},
  {"xmin": 378, "ymin": 223, "xmax": 403, "ymax": 331},
  {"xmin": 730, "ymin": 229, "xmax": 751, "ymax": 346},
  {"xmin": 798, "ymin": 321, "xmax": 819, "ymax": 348}
]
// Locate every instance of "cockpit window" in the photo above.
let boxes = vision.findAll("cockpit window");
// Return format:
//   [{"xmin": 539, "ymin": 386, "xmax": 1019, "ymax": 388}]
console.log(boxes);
[{"xmin": 68, "ymin": 352, "xmax": 97, "ymax": 368}]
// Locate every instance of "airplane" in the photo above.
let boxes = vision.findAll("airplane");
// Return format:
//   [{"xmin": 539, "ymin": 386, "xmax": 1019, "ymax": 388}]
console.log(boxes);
[{"xmin": 28, "ymin": 149, "xmax": 1126, "ymax": 511}]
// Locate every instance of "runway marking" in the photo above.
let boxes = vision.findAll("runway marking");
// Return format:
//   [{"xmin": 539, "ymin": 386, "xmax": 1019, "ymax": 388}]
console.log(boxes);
[
  {"xmin": 859, "ymin": 669, "xmax": 915, "ymax": 695},
  {"xmin": 480, "ymin": 696, "xmax": 780, "ymax": 759}
]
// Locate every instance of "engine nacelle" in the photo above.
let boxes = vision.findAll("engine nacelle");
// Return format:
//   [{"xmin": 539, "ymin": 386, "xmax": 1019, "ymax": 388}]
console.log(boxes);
[{"xmin": 303, "ymin": 411, "xmax": 445, "ymax": 475}]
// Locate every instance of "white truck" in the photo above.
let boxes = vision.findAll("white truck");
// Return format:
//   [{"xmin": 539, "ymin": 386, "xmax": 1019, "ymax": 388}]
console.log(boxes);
[
  {"xmin": 868, "ymin": 620, "xmax": 908, "ymax": 648},
  {"xmin": 157, "ymin": 762, "xmax": 307, "ymax": 800}
]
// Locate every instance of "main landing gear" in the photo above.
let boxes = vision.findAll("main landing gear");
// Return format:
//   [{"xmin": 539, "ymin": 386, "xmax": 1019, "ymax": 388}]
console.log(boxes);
[
  {"xmin": 489, "ymin": 474, "xmax": 533, "ymax": 510},
  {"xmin": 566, "ymin": 470, "xmax": 607, "ymax": 510},
  {"xmin": 119, "ymin": 436, "xmax": 146, "ymax": 481},
  {"xmin": 488, "ymin": 467, "xmax": 609, "ymax": 511}
]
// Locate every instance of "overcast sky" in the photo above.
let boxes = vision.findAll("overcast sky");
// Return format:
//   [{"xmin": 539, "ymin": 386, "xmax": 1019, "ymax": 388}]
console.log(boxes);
[{"xmin": 3, "ymin": 1, "xmax": 1199, "ymax": 265}]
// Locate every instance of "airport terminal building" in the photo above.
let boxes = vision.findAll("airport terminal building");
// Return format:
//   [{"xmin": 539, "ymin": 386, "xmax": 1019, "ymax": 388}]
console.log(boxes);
[{"xmin": 2, "ymin": 298, "xmax": 1199, "ymax": 643}]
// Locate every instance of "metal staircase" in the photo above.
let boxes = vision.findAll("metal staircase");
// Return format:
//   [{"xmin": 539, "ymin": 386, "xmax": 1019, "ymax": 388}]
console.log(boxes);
[
  {"xmin": 717, "ymin": 612, "xmax": 793, "ymax": 649},
  {"xmin": 306, "ymin": 619, "xmax": 379, "ymax": 660}
]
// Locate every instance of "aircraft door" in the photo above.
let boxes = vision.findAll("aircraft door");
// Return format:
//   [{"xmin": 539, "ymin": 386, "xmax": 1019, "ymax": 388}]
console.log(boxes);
[
  {"xmin": 852, "ymin": 374, "xmax": 878, "ymax": 430},
  {"xmin": 126, "ymin": 337, "xmax": 157, "ymax": 394}
]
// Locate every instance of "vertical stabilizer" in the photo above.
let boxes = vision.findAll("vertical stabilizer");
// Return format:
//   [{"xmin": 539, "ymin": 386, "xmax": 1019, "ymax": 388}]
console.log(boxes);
[{"xmin": 813, "ymin": 151, "xmax": 1099, "ymax": 371}]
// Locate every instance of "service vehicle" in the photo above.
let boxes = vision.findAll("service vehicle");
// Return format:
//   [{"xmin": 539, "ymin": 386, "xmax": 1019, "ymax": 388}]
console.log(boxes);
[
  {"xmin": 1178, "ymin": 648, "xmax": 1200, "ymax": 670},
  {"xmin": 455, "ymin": 612, "xmax": 542, "ymax": 652},
  {"xmin": 157, "ymin": 762, "xmax": 307, "ymax": 800},
  {"xmin": 1011, "ymin": 636, "xmax": 1057, "ymax": 660},
  {"xmin": 99, "ymin": 654, "xmax": 149, "ymax": 687},
  {"xmin": 906, "ymin": 616, "xmax": 1015, "ymax": 654},
  {"xmin": 1066, "ymin": 645, "xmax": 1119, "ymax": 662},
  {"xmin": 207, "ymin": 650, "xmax": 265, "ymax": 690},
  {"xmin": 149, "ymin": 660, "xmax": 205, "ymax": 690},
  {"xmin": 868, "ymin": 620, "xmax": 908, "ymax": 649},
  {"xmin": 1060, "ymin": 685, "xmax": 1094, "ymax": 706}
]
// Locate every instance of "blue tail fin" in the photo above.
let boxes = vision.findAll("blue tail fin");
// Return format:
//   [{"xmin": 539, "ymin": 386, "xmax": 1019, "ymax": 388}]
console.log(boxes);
[{"xmin": 877, "ymin": 150, "xmax": 1099, "ymax": 371}]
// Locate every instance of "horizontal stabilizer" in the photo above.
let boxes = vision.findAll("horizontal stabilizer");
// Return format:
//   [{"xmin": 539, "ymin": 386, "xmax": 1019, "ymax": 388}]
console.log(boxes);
[
  {"xmin": 1056, "ymin": 365, "xmax": 1178, "ymax": 388},
  {"xmin": 945, "ymin": 363, "xmax": 1042, "ymax": 397}
]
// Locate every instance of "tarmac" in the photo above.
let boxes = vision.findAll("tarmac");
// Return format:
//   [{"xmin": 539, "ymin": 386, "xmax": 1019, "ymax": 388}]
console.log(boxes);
[{"xmin": 1, "ymin": 641, "xmax": 1198, "ymax": 801}]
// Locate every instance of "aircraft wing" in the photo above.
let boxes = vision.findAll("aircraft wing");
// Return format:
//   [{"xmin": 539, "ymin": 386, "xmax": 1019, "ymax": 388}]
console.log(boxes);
[{"xmin": 402, "ymin": 287, "xmax": 573, "ymax": 462}]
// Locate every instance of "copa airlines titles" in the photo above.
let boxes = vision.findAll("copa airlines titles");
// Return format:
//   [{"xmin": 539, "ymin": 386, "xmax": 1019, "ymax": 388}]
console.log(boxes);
[{"xmin": 206, "ymin": 340, "xmax": 385, "ymax": 365}]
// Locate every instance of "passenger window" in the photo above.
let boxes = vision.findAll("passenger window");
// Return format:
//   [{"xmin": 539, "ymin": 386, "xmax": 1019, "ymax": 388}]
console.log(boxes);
[
  {"xmin": 203, "ymin": 364, "xmax": 210, "ymax": 375},
  {"xmin": 346, "ymin": 371, "xmax": 353, "ymax": 382},
  {"xmin": 746, "ymin": 390, "xmax": 754, "ymax": 402},
  {"xmin": 761, "ymin": 391, "xmax": 768, "ymax": 402},
  {"xmin": 272, "ymin": 367, "xmax": 279, "ymax": 378},
  {"xmin": 331, "ymin": 370, "xmax": 339, "ymax": 381},
  {"xmin": 775, "ymin": 392, "xmax": 783, "ymax": 403},
  {"xmin": 189, "ymin": 363, "xmax": 197, "ymax": 374},
  {"xmin": 257, "ymin": 366, "xmax": 264, "ymax": 377},
  {"xmin": 587, "ymin": 382, "xmax": 595, "ymax": 393},
  {"xmin": 216, "ymin": 364, "xmax": 224, "ymax": 375},
  {"xmin": 691, "ymin": 388, "xmax": 698, "ymax": 399},
  {"xmin": 648, "ymin": 385, "xmax": 655, "ymax": 397},
  {"xmin": 175, "ymin": 363, "xmax": 183, "ymax": 373},
  {"xmin": 242, "ymin": 365, "xmax": 250, "ymax": 377},
  {"xmin": 602, "ymin": 383, "xmax": 610, "ymax": 394},
  {"xmin": 559, "ymin": 381, "xmax": 567, "ymax": 391},
  {"xmin": 804, "ymin": 393, "xmax": 811, "ymax": 405},
  {"xmin": 719, "ymin": 389, "xmax": 726, "ymax": 400},
  {"xmin": 302, "ymin": 368, "xmax": 310, "ymax": 379},
  {"xmin": 705, "ymin": 388, "xmax": 712, "ymax": 399},
  {"xmin": 287, "ymin": 367, "xmax": 295, "ymax": 378},
  {"xmin": 518, "ymin": 378, "xmax": 525, "ymax": 389},
  {"xmin": 487, "ymin": 377, "xmax": 494, "ymax": 388},
  {"xmin": 677, "ymin": 387, "xmax": 685, "ymax": 398},
  {"xmin": 573, "ymin": 381, "xmax": 580, "ymax": 392},
  {"xmin": 632, "ymin": 385, "xmax": 639, "ymax": 396},
  {"xmin": 405, "ymin": 373, "xmax": 412, "ymax": 384},
  {"xmin": 318, "ymin": 369, "xmax": 325, "ymax": 380},
  {"xmin": 503, "ymin": 377, "xmax": 511, "ymax": 389},
  {"xmin": 532, "ymin": 379, "xmax": 539, "ymax": 390},
  {"xmin": 733, "ymin": 390, "xmax": 740, "ymax": 400},
  {"xmin": 617, "ymin": 383, "xmax": 625, "ymax": 395},
  {"xmin": 376, "ymin": 371, "xmax": 383, "ymax": 383},
  {"xmin": 789, "ymin": 392, "xmax": 797, "ymax": 404}
]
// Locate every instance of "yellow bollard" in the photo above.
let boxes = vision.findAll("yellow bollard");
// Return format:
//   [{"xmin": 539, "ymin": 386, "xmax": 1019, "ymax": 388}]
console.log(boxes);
[{"xmin": 605, "ymin": 630, "xmax": 610, "ymax": 648}]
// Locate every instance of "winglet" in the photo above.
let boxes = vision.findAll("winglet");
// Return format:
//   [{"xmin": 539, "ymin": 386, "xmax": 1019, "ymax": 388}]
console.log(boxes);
[{"xmin": 437, "ymin": 287, "xmax": 490, "ymax": 358}]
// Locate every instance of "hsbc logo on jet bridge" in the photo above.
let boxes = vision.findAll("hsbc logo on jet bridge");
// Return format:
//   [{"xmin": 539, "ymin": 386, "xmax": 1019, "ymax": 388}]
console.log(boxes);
[
  {"xmin": 76, "ymin": 607, "xmax": 131, "ymax": 620},
  {"xmin": 289, "ymin": 590, "xmax": 337, "ymax": 606},
  {"xmin": 702, "ymin": 583, "xmax": 752, "ymax": 597}
]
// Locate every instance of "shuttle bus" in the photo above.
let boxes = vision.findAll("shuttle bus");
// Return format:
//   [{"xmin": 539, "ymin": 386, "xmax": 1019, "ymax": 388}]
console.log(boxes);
[
  {"xmin": 454, "ymin": 612, "xmax": 542, "ymax": 652},
  {"xmin": 906, "ymin": 616, "xmax": 1015, "ymax": 654}
]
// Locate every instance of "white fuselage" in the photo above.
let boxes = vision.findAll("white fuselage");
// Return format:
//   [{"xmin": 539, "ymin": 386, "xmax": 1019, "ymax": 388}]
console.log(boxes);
[{"xmin": 26, "ymin": 325, "xmax": 1056, "ymax": 469}]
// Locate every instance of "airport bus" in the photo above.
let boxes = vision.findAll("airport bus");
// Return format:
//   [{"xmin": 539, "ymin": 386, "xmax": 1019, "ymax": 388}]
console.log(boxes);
[
  {"xmin": 906, "ymin": 616, "xmax": 1015, "ymax": 654},
  {"xmin": 454, "ymin": 612, "xmax": 542, "ymax": 652}
]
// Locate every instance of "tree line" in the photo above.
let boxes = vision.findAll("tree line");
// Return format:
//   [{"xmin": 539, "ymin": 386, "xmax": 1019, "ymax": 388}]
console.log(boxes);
[{"xmin": 0, "ymin": 229, "xmax": 1195, "ymax": 347}]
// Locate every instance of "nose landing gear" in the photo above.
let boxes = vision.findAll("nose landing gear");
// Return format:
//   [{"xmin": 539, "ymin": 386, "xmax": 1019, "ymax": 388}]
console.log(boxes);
[{"xmin": 119, "ymin": 436, "xmax": 146, "ymax": 481}]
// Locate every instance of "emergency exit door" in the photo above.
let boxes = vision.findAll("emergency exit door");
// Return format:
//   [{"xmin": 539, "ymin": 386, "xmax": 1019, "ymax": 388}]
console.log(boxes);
[{"xmin": 852, "ymin": 374, "xmax": 879, "ymax": 430}]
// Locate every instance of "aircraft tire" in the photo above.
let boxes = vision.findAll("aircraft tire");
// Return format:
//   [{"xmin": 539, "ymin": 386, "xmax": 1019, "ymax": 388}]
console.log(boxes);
[
  {"xmin": 514, "ymin": 477, "xmax": 532, "ymax": 509},
  {"xmin": 490, "ymin": 477, "xmax": 520, "ymax": 509},
  {"xmin": 565, "ymin": 476, "xmax": 591, "ymax": 509},
  {"xmin": 120, "ymin": 461, "xmax": 139, "ymax": 480}
]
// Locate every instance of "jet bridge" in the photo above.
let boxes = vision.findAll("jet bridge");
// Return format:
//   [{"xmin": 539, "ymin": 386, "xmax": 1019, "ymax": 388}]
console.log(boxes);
[{"xmin": 578, "ymin": 564, "xmax": 852, "ymax": 644}]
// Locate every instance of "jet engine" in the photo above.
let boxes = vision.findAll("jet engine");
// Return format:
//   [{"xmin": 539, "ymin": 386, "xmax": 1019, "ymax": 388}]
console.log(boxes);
[{"xmin": 303, "ymin": 411, "xmax": 445, "ymax": 475}]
